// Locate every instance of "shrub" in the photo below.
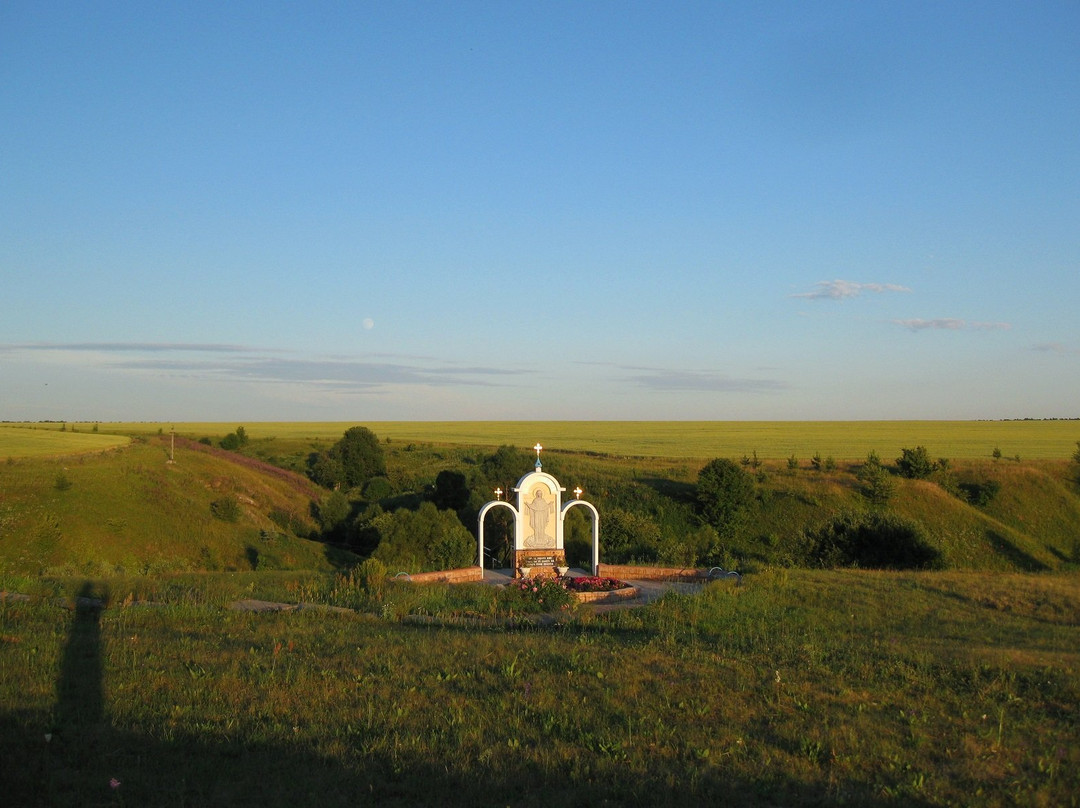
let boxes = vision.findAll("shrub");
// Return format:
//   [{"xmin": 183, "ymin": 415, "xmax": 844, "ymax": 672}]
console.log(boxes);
[
  {"xmin": 370, "ymin": 502, "xmax": 475, "ymax": 572},
  {"xmin": 600, "ymin": 507, "xmax": 661, "ymax": 563},
  {"xmin": 210, "ymin": 496, "xmax": 241, "ymax": 523},
  {"xmin": 54, "ymin": 473, "xmax": 72, "ymax": 491},
  {"xmin": 802, "ymin": 511, "xmax": 940, "ymax": 570},
  {"xmin": 496, "ymin": 576, "xmax": 576, "ymax": 614},
  {"xmin": 317, "ymin": 490, "xmax": 351, "ymax": 534},
  {"xmin": 355, "ymin": 557, "xmax": 388, "ymax": 603},
  {"xmin": 959, "ymin": 479, "xmax": 1001, "ymax": 507}
]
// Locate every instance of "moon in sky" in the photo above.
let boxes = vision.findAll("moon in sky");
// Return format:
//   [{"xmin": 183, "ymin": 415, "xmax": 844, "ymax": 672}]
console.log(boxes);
[{"xmin": 362, "ymin": 318, "xmax": 374, "ymax": 330}]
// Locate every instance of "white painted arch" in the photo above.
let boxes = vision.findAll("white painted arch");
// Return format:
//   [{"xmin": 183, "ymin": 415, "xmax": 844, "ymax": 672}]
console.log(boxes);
[
  {"xmin": 561, "ymin": 499, "xmax": 600, "ymax": 575},
  {"xmin": 476, "ymin": 500, "xmax": 517, "ymax": 579}
]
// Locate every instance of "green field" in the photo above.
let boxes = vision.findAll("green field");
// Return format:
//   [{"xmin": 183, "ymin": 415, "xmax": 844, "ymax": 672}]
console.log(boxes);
[
  {"xmin": 19, "ymin": 419, "xmax": 1080, "ymax": 460},
  {"xmin": 0, "ymin": 424, "xmax": 129, "ymax": 458}
]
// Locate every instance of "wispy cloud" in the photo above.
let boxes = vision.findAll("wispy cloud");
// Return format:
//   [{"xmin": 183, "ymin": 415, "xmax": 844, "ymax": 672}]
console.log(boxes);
[
  {"xmin": 0, "ymin": 342, "xmax": 524, "ymax": 390},
  {"xmin": 1031, "ymin": 342, "xmax": 1080, "ymax": 356},
  {"xmin": 892, "ymin": 319, "xmax": 1011, "ymax": 332},
  {"xmin": 608, "ymin": 364, "xmax": 788, "ymax": 393},
  {"xmin": 791, "ymin": 280, "xmax": 911, "ymax": 300},
  {"xmin": 0, "ymin": 341, "xmax": 258, "ymax": 353}
]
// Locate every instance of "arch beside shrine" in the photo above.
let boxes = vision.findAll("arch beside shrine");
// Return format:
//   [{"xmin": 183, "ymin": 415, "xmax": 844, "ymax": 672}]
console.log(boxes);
[{"xmin": 561, "ymin": 499, "xmax": 600, "ymax": 576}]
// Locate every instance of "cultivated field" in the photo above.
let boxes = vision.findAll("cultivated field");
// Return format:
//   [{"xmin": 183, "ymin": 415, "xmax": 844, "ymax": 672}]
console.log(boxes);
[
  {"xmin": 0, "ymin": 424, "xmax": 129, "ymax": 458},
  {"xmin": 12, "ymin": 419, "xmax": 1079, "ymax": 460}
]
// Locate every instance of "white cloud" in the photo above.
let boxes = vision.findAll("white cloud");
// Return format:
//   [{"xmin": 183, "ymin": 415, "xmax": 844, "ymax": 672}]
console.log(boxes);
[{"xmin": 791, "ymin": 280, "xmax": 911, "ymax": 300}]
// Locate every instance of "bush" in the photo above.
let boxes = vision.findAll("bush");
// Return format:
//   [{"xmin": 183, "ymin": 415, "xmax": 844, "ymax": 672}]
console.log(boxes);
[
  {"xmin": 210, "ymin": 496, "xmax": 241, "ymax": 523},
  {"xmin": 600, "ymin": 508, "xmax": 661, "ymax": 563},
  {"xmin": 959, "ymin": 479, "xmax": 1001, "ymax": 507},
  {"xmin": 496, "ymin": 576, "xmax": 576, "ymax": 614},
  {"xmin": 317, "ymin": 490, "xmax": 351, "ymax": 535},
  {"xmin": 370, "ymin": 502, "xmax": 475, "ymax": 573},
  {"xmin": 802, "ymin": 512, "xmax": 940, "ymax": 570}
]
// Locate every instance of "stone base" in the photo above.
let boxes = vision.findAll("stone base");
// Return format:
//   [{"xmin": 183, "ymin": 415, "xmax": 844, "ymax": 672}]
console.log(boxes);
[{"xmin": 515, "ymin": 549, "xmax": 566, "ymax": 578}]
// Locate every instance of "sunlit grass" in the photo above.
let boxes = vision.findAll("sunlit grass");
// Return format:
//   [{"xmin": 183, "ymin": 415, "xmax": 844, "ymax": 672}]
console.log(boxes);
[
  {"xmin": 0, "ymin": 424, "xmax": 129, "ymax": 458},
  {"xmin": 2, "ymin": 568, "xmax": 1077, "ymax": 806}
]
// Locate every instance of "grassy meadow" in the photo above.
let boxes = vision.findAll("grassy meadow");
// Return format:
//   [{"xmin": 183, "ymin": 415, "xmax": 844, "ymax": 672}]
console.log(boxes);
[
  {"xmin": 2, "ymin": 569, "xmax": 1078, "ymax": 806},
  {"xmin": 9, "ymin": 418, "xmax": 1078, "ymax": 460}
]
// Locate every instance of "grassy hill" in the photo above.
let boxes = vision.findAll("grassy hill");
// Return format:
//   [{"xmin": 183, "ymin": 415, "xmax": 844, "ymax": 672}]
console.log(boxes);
[
  {"xmin": 2, "ymin": 425, "xmax": 1079, "ymax": 578},
  {"xmin": 0, "ymin": 435, "xmax": 348, "ymax": 577}
]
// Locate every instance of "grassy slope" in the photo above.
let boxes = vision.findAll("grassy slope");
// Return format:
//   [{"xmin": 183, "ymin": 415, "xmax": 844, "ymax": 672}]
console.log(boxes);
[
  {"xmin": 746, "ymin": 459, "xmax": 1080, "ymax": 572},
  {"xmin": 2, "ymin": 569, "xmax": 1077, "ymax": 806},
  {"xmin": 0, "ymin": 436, "xmax": 342, "ymax": 576},
  {"xmin": 2, "ymin": 429, "xmax": 1078, "ymax": 577}
]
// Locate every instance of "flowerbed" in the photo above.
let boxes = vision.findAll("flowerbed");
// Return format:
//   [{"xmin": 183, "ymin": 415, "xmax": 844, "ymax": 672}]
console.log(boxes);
[
  {"xmin": 497, "ymin": 576, "xmax": 576, "ymax": 614},
  {"xmin": 562, "ymin": 575, "xmax": 628, "ymax": 593}
]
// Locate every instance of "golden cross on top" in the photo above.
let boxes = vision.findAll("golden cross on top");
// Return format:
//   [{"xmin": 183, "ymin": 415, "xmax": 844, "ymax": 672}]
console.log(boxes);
[
  {"xmin": 494, "ymin": 487, "xmax": 503, "ymax": 500},
  {"xmin": 533, "ymin": 443, "xmax": 543, "ymax": 461}
]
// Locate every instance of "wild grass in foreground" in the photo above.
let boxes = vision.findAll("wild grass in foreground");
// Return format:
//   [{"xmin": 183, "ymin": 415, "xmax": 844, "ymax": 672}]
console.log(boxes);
[{"xmin": 2, "ymin": 569, "xmax": 1078, "ymax": 806}]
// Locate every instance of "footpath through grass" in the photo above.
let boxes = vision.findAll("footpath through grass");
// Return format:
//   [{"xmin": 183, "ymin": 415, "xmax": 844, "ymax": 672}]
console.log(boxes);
[{"xmin": 2, "ymin": 568, "xmax": 1078, "ymax": 806}]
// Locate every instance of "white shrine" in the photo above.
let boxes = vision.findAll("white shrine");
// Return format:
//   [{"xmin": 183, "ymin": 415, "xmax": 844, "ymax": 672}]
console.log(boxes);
[{"xmin": 477, "ymin": 443, "xmax": 600, "ymax": 578}]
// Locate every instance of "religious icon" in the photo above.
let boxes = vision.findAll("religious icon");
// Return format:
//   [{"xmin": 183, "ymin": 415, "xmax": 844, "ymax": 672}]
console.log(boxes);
[{"xmin": 523, "ymin": 486, "xmax": 553, "ymax": 546}]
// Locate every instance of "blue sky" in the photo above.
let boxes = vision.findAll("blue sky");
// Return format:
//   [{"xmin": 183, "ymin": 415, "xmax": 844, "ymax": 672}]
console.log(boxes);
[{"xmin": 2, "ymin": 1, "xmax": 1078, "ymax": 421}]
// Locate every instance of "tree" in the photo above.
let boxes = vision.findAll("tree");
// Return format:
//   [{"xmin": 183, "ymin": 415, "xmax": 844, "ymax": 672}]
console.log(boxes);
[
  {"xmin": 327, "ymin": 427, "xmax": 385, "ymax": 489},
  {"xmin": 696, "ymin": 458, "xmax": 755, "ymax": 540},
  {"xmin": 480, "ymin": 445, "xmax": 529, "ymax": 491},
  {"xmin": 219, "ymin": 425, "xmax": 249, "ymax": 451},
  {"xmin": 309, "ymin": 451, "xmax": 345, "ymax": 489},
  {"xmin": 858, "ymin": 452, "xmax": 895, "ymax": 505},
  {"xmin": 896, "ymin": 446, "xmax": 937, "ymax": 479},
  {"xmin": 432, "ymin": 469, "xmax": 470, "ymax": 511}
]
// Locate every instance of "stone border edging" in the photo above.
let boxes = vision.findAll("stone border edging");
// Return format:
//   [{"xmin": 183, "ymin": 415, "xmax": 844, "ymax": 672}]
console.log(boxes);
[
  {"xmin": 570, "ymin": 585, "xmax": 639, "ymax": 604},
  {"xmin": 597, "ymin": 564, "xmax": 710, "ymax": 582}
]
